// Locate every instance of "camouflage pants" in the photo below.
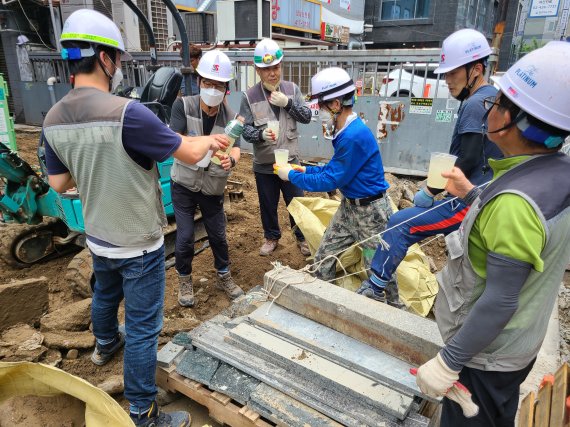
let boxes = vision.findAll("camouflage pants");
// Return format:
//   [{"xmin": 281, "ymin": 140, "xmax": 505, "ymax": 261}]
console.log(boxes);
[{"xmin": 314, "ymin": 196, "xmax": 393, "ymax": 282}]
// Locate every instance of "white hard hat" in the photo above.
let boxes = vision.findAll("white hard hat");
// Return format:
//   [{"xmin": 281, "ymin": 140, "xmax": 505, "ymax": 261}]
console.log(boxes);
[
  {"xmin": 310, "ymin": 67, "xmax": 355, "ymax": 102},
  {"xmin": 253, "ymin": 38, "xmax": 283, "ymax": 68},
  {"xmin": 434, "ymin": 29, "xmax": 492, "ymax": 74},
  {"xmin": 196, "ymin": 50, "xmax": 233, "ymax": 82},
  {"xmin": 60, "ymin": 9, "xmax": 126, "ymax": 54},
  {"xmin": 497, "ymin": 41, "xmax": 570, "ymax": 132}
]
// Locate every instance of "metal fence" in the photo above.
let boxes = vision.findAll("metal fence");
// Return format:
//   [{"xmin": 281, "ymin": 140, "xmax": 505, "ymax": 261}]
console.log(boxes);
[
  {"xmin": 28, "ymin": 48, "xmax": 448, "ymax": 97},
  {"xmin": 25, "ymin": 48, "xmax": 462, "ymax": 176}
]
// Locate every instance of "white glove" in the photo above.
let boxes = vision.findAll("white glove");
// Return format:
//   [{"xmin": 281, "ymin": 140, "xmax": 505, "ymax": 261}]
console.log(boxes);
[
  {"xmin": 269, "ymin": 91, "xmax": 290, "ymax": 108},
  {"xmin": 274, "ymin": 163, "xmax": 292, "ymax": 181},
  {"xmin": 262, "ymin": 128, "xmax": 276, "ymax": 142},
  {"xmin": 416, "ymin": 353, "xmax": 460, "ymax": 398}
]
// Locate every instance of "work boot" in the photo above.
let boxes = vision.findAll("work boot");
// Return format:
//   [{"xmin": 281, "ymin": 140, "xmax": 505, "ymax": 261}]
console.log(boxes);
[
  {"xmin": 385, "ymin": 279, "xmax": 406, "ymax": 309},
  {"xmin": 131, "ymin": 401, "xmax": 191, "ymax": 427},
  {"xmin": 259, "ymin": 239, "xmax": 278, "ymax": 256},
  {"xmin": 216, "ymin": 271, "xmax": 244, "ymax": 300},
  {"xmin": 91, "ymin": 329, "xmax": 125, "ymax": 366},
  {"xmin": 356, "ymin": 279, "xmax": 387, "ymax": 303},
  {"xmin": 178, "ymin": 274, "xmax": 195, "ymax": 307},
  {"xmin": 297, "ymin": 240, "xmax": 311, "ymax": 256}
]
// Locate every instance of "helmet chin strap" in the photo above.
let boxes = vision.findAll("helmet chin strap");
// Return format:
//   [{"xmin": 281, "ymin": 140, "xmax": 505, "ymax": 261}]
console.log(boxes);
[{"xmin": 454, "ymin": 65, "xmax": 477, "ymax": 101}]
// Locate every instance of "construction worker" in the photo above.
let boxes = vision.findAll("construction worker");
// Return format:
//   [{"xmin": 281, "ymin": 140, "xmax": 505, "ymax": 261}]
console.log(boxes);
[
  {"xmin": 416, "ymin": 42, "xmax": 570, "ymax": 426},
  {"xmin": 274, "ymin": 67, "xmax": 391, "ymax": 281},
  {"xmin": 169, "ymin": 50, "xmax": 244, "ymax": 307},
  {"xmin": 358, "ymin": 29, "xmax": 502, "ymax": 304},
  {"xmin": 239, "ymin": 38, "xmax": 312, "ymax": 257},
  {"xmin": 179, "ymin": 44, "xmax": 202, "ymax": 96},
  {"xmin": 42, "ymin": 10, "xmax": 228, "ymax": 427}
]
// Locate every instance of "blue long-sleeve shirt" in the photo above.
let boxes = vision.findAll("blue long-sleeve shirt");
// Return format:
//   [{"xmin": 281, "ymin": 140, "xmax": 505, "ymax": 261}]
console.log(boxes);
[{"xmin": 289, "ymin": 116, "xmax": 389, "ymax": 199}]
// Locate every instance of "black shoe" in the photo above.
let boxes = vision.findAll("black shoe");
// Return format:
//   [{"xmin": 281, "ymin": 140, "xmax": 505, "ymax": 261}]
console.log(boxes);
[
  {"xmin": 385, "ymin": 279, "xmax": 405, "ymax": 309},
  {"xmin": 131, "ymin": 401, "xmax": 191, "ymax": 427},
  {"xmin": 356, "ymin": 279, "xmax": 386, "ymax": 303},
  {"xmin": 91, "ymin": 328, "xmax": 125, "ymax": 366}
]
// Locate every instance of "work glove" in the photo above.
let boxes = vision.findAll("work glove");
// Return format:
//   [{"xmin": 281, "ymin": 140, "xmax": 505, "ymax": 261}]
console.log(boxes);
[
  {"xmin": 291, "ymin": 164, "xmax": 306, "ymax": 173},
  {"xmin": 446, "ymin": 383, "xmax": 479, "ymax": 418},
  {"xmin": 415, "ymin": 353, "xmax": 460, "ymax": 398},
  {"xmin": 261, "ymin": 128, "xmax": 276, "ymax": 142},
  {"xmin": 413, "ymin": 188, "xmax": 435, "ymax": 208},
  {"xmin": 269, "ymin": 91, "xmax": 290, "ymax": 108},
  {"xmin": 273, "ymin": 163, "xmax": 292, "ymax": 181}
]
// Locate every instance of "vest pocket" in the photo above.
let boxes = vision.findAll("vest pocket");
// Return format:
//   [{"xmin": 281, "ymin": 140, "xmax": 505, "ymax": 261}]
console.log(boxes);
[
  {"xmin": 202, "ymin": 164, "xmax": 230, "ymax": 196},
  {"xmin": 171, "ymin": 161, "xmax": 202, "ymax": 193},
  {"xmin": 436, "ymin": 230, "xmax": 466, "ymax": 312}
]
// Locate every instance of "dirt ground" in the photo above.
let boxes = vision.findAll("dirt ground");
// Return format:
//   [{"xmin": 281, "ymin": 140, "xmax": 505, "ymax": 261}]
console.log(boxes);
[{"xmin": 2, "ymin": 130, "xmax": 568, "ymax": 425}]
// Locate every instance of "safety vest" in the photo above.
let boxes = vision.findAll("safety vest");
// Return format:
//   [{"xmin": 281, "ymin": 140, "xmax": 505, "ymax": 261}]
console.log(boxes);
[
  {"xmin": 435, "ymin": 153, "xmax": 570, "ymax": 371},
  {"xmin": 43, "ymin": 87, "xmax": 166, "ymax": 247},
  {"xmin": 244, "ymin": 81, "xmax": 299, "ymax": 165},
  {"xmin": 170, "ymin": 95, "xmax": 234, "ymax": 196}
]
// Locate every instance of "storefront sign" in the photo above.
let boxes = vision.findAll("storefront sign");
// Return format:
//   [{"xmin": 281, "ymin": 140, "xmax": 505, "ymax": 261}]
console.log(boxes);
[
  {"xmin": 320, "ymin": 22, "xmax": 350, "ymax": 43},
  {"xmin": 529, "ymin": 0, "xmax": 560, "ymax": 17},
  {"xmin": 272, "ymin": 0, "xmax": 321, "ymax": 34}
]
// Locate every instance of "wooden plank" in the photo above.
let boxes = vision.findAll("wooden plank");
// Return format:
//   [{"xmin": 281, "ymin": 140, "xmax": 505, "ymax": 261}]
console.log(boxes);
[
  {"xmin": 535, "ymin": 381, "xmax": 553, "ymax": 427},
  {"xmin": 518, "ymin": 391, "xmax": 535, "ymax": 427},
  {"xmin": 155, "ymin": 367, "xmax": 273, "ymax": 427},
  {"xmin": 550, "ymin": 363, "xmax": 570, "ymax": 427}
]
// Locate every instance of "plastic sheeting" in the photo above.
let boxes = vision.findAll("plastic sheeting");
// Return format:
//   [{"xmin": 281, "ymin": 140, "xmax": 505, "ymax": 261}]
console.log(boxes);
[
  {"xmin": 0, "ymin": 361, "xmax": 134, "ymax": 426},
  {"xmin": 288, "ymin": 197, "xmax": 438, "ymax": 316}
]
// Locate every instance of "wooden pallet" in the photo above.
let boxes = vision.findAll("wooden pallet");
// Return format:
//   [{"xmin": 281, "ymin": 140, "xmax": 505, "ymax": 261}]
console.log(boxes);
[
  {"xmin": 518, "ymin": 363, "xmax": 570, "ymax": 427},
  {"xmin": 156, "ymin": 366, "xmax": 274, "ymax": 427}
]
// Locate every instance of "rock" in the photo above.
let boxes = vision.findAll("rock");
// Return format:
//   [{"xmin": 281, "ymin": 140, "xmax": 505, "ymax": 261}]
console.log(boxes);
[
  {"xmin": 43, "ymin": 348, "xmax": 63, "ymax": 367},
  {"xmin": 161, "ymin": 316, "xmax": 200, "ymax": 337},
  {"xmin": 97, "ymin": 375, "xmax": 124, "ymax": 395},
  {"xmin": 18, "ymin": 331, "xmax": 44, "ymax": 351},
  {"xmin": 0, "ymin": 277, "xmax": 48, "ymax": 331},
  {"xmin": 43, "ymin": 331, "xmax": 95, "ymax": 349},
  {"xmin": 12, "ymin": 346, "xmax": 48, "ymax": 362},
  {"xmin": 1, "ymin": 323, "xmax": 38, "ymax": 344},
  {"xmin": 156, "ymin": 387, "xmax": 179, "ymax": 406},
  {"xmin": 40, "ymin": 298, "xmax": 92, "ymax": 332},
  {"xmin": 66, "ymin": 349, "xmax": 79, "ymax": 359},
  {"xmin": 199, "ymin": 278, "xmax": 208, "ymax": 283}
]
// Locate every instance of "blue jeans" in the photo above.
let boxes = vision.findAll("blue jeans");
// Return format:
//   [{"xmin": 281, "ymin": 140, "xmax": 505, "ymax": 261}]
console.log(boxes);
[
  {"xmin": 370, "ymin": 198, "xmax": 469, "ymax": 282},
  {"xmin": 90, "ymin": 245, "xmax": 165, "ymax": 413}
]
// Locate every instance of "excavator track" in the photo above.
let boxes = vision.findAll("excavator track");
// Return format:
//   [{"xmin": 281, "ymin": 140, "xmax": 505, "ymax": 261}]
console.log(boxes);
[{"xmin": 0, "ymin": 218, "xmax": 79, "ymax": 268}]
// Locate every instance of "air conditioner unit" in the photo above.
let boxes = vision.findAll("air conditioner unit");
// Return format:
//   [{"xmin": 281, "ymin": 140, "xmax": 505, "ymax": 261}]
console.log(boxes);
[
  {"xmin": 216, "ymin": 0, "xmax": 270, "ymax": 43},
  {"xmin": 183, "ymin": 12, "xmax": 216, "ymax": 44}
]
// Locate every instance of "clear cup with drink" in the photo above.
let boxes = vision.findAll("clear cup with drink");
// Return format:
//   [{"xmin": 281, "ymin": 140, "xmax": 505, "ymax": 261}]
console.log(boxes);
[
  {"xmin": 274, "ymin": 148, "xmax": 289, "ymax": 166},
  {"xmin": 266, "ymin": 120, "xmax": 280, "ymax": 142},
  {"xmin": 427, "ymin": 152, "xmax": 458, "ymax": 189}
]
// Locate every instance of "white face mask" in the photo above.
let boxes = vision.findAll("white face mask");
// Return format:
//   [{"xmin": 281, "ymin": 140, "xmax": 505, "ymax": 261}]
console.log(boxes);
[
  {"xmin": 200, "ymin": 87, "xmax": 225, "ymax": 107},
  {"xmin": 319, "ymin": 108, "xmax": 337, "ymax": 140},
  {"xmin": 111, "ymin": 67, "xmax": 123, "ymax": 93}
]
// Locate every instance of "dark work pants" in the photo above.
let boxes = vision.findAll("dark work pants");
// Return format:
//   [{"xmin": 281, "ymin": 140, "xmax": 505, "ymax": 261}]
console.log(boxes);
[
  {"xmin": 171, "ymin": 181, "xmax": 229, "ymax": 276},
  {"xmin": 440, "ymin": 360, "xmax": 535, "ymax": 427},
  {"xmin": 254, "ymin": 172, "xmax": 305, "ymax": 241}
]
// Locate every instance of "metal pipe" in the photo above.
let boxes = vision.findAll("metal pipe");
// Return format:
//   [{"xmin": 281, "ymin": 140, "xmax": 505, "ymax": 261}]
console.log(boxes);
[
  {"xmin": 197, "ymin": 0, "xmax": 214, "ymax": 12},
  {"xmin": 47, "ymin": 76, "xmax": 57, "ymax": 106},
  {"xmin": 47, "ymin": 0, "xmax": 61, "ymax": 52}
]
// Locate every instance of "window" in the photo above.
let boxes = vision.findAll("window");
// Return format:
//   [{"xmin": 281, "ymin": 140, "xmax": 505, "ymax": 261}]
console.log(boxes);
[{"xmin": 379, "ymin": 0, "xmax": 431, "ymax": 20}]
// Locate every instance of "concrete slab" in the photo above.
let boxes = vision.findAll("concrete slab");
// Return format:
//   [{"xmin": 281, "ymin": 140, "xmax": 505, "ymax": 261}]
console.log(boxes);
[
  {"xmin": 248, "ymin": 302, "xmax": 421, "ymax": 397},
  {"xmin": 175, "ymin": 348, "xmax": 219, "ymax": 386},
  {"xmin": 249, "ymin": 383, "xmax": 342, "ymax": 427},
  {"xmin": 190, "ymin": 319, "xmax": 402, "ymax": 426},
  {"xmin": 157, "ymin": 342, "xmax": 185, "ymax": 368},
  {"xmin": 264, "ymin": 267, "xmax": 443, "ymax": 366},
  {"xmin": 209, "ymin": 363, "xmax": 260, "ymax": 405},
  {"xmin": 171, "ymin": 331, "xmax": 193, "ymax": 348},
  {"xmin": 229, "ymin": 323, "xmax": 414, "ymax": 421}
]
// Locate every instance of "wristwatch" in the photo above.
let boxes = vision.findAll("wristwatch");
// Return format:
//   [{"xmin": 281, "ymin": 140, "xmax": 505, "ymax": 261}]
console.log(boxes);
[{"xmin": 229, "ymin": 156, "xmax": 236, "ymax": 168}]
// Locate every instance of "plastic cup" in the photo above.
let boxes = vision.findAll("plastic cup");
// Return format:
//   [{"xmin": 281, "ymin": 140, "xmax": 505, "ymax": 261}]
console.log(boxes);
[
  {"xmin": 196, "ymin": 150, "xmax": 213, "ymax": 168},
  {"xmin": 427, "ymin": 152, "xmax": 458, "ymax": 189},
  {"xmin": 267, "ymin": 120, "xmax": 280, "ymax": 141},
  {"xmin": 274, "ymin": 148, "xmax": 289, "ymax": 166}
]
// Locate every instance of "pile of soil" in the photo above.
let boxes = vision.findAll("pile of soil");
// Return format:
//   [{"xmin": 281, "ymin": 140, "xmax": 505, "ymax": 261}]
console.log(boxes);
[{"xmin": 3, "ymin": 130, "xmax": 569, "ymax": 425}]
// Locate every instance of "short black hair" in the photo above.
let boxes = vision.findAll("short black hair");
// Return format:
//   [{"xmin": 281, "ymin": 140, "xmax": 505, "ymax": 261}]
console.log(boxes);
[
  {"xmin": 465, "ymin": 56, "xmax": 488, "ymax": 75},
  {"xmin": 62, "ymin": 41, "xmax": 118, "ymax": 76}
]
